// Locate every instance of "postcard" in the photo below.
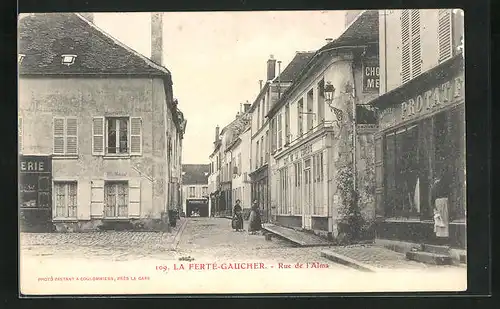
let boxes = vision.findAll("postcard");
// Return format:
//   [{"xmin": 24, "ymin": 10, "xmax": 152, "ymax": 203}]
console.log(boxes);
[{"xmin": 18, "ymin": 9, "xmax": 467, "ymax": 295}]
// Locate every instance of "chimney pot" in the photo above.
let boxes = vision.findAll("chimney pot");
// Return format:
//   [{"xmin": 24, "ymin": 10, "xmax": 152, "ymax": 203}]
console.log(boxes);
[{"xmin": 215, "ymin": 125, "xmax": 220, "ymax": 142}]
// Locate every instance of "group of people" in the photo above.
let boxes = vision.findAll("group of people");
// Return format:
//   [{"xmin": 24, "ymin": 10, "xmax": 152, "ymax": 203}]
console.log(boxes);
[{"xmin": 231, "ymin": 199, "xmax": 262, "ymax": 234}]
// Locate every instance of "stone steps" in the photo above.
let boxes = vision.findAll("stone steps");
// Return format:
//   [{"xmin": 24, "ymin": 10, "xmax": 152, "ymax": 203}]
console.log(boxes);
[{"xmin": 420, "ymin": 244, "xmax": 451, "ymax": 255}]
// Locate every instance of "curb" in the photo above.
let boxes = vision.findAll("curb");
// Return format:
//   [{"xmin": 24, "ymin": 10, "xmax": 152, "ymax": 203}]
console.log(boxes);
[
  {"xmin": 320, "ymin": 250, "xmax": 377, "ymax": 272},
  {"xmin": 170, "ymin": 219, "xmax": 189, "ymax": 250}
]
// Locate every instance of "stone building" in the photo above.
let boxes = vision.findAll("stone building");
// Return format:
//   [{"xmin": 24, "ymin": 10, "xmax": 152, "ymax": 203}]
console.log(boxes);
[
  {"xmin": 372, "ymin": 9, "xmax": 465, "ymax": 250},
  {"xmin": 267, "ymin": 10, "xmax": 379, "ymax": 238},
  {"xmin": 181, "ymin": 164, "xmax": 210, "ymax": 217},
  {"xmin": 18, "ymin": 13, "xmax": 186, "ymax": 232}
]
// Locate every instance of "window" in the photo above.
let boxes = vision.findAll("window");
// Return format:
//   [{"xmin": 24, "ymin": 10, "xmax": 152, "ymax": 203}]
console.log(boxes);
[
  {"xmin": 92, "ymin": 117, "xmax": 142, "ymax": 156},
  {"xmin": 313, "ymin": 152, "xmax": 325, "ymax": 215},
  {"xmin": 297, "ymin": 99, "xmax": 304, "ymax": 136},
  {"xmin": 54, "ymin": 182, "xmax": 77, "ymax": 218},
  {"xmin": 285, "ymin": 104, "xmax": 290, "ymax": 144},
  {"xmin": 202, "ymin": 186, "xmax": 208, "ymax": 197},
  {"xmin": 104, "ymin": 181, "xmax": 128, "ymax": 218},
  {"xmin": 53, "ymin": 117, "xmax": 78, "ymax": 155},
  {"xmin": 260, "ymin": 136, "xmax": 264, "ymax": 166},
  {"xmin": 307, "ymin": 90, "xmax": 314, "ymax": 131},
  {"xmin": 277, "ymin": 113, "xmax": 282, "ymax": 149},
  {"xmin": 438, "ymin": 9, "xmax": 453, "ymax": 62},
  {"xmin": 256, "ymin": 141, "xmax": 260, "ymax": 168},
  {"xmin": 264, "ymin": 130, "xmax": 269, "ymax": 163},
  {"xmin": 257, "ymin": 103, "xmax": 261, "ymax": 130},
  {"xmin": 279, "ymin": 167, "xmax": 290, "ymax": 214},
  {"xmin": 271, "ymin": 118, "xmax": 277, "ymax": 152},
  {"xmin": 238, "ymin": 153, "xmax": 242, "ymax": 175},
  {"xmin": 293, "ymin": 161, "xmax": 302, "ymax": 214},
  {"xmin": 317, "ymin": 79, "xmax": 325, "ymax": 123},
  {"xmin": 401, "ymin": 9, "xmax": 422, "ymax": 84},
  {"xmin": 261, "ymin": 98, "xmax": 265, "ymax": 127}
]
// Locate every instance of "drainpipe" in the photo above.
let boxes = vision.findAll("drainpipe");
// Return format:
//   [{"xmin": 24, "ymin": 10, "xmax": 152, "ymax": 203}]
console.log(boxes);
[{"xmin": 351, "ymin": 57, "xmax": 358, "ymax": 198}]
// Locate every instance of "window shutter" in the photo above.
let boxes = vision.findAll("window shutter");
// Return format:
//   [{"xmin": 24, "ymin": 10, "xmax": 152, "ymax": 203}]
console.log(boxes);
[
  {"xmin": 66, "ymin": 118, "xmax": 78, "ymax": 155},
  {"xmin": 438, "ymin": 9, "xmax": 453, "ymax": 62},
  {"xmin": 401, "ymin": 10, "xmax": 411, "ymax": 84},
  {"xmin": 92, "ymin": 117, "xmax": 105, "ymax": 155},
  {"xmin": 128, "ymin": 179, "xmax": 141, "ymax": 218},
  {"xmin": 374, "ymin": 134, "xmax": 384, "ymax": 218},
  {"xmin": 130, "ymin": 117, "xmax": 142, "ymax": 155},
  {"xmin": 410, "ymin": 10, "xmax": 421, "ymax": 77},
  {"xmin": 77, "ymin": 180, "xmax": 91, "ymax": 220},
  {"xmin": 53, "ymin": 117, "xmax": 65, "ymax": 155},
  {"xmin": 90, "ymin": 180, "xmax": 104, "ymax": 218},
  {"xmin": 18, "ymin": 117, "xmax": 22, "ymax": 153}
]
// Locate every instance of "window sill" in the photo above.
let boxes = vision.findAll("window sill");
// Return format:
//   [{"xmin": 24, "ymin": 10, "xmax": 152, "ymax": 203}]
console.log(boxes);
[
  {"xmin": 102, "ymin": 218, "xmax": 130, "ymax": 221},
  {"xmin": 103, "ymin": 155, "xmax": 131, "ymax": 160},
  {"xmin": 53, "ymin": 218, "xmax": 78, "ymax": 222},
  {"xmin": 52, "ymin": 155, "xmax": 79, "ymax": 160}
]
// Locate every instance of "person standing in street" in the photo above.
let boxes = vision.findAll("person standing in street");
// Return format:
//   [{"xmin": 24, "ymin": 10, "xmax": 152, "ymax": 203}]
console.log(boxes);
[
  {"xmin": 231, "ymin": 199, "xmax": 244, "ymax": 232},
  {"xmin": 248, "ymin": 200, "xmax": 262, "ymax": 235}
]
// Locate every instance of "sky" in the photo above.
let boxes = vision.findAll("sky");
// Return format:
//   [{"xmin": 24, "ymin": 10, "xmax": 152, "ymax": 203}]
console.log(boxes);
[{"xmin": 93, "ymin": 11, "xmax": 347, "ymax": 164}]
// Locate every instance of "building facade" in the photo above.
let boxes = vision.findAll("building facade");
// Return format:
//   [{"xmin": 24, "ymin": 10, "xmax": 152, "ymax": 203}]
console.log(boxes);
[
  {"xmin": 18, "ymin": 13, "xmax": 186, "ymax": 232},
  {"xmin": 373, "ymin": 9, "xmax": 465, "ymax": 249},
  {"xmin": 267, "ymin": 11, "xmax": 379, "ymax": 238},
  {"xmin": 181, "ymin": 164, "xmax": 210, "ymax": 217},
  {"xmin": 228, "ymin": 126, "xmax": 252, "ymax": 212},
  {"xmin": 208, "ymin": 129, "xmax": 222, "ymax": 216}
]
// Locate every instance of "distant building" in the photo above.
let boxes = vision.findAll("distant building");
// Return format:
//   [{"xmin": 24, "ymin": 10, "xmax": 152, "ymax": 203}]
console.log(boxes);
[
  {"xmin": 181, "ymin": 164, "xmax": 210, "ymax": 217},
  {"xmin": 18, "ymin": 13, "xmax": 186, "ymax": 232},
  {"xmin": 227, "ymin": 124, "xmax": 252, "ymax": 211}
]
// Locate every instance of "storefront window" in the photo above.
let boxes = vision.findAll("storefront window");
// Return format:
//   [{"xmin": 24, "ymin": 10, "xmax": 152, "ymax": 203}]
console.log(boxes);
[{"xmin": 384, "ymin": 106, "xmax": 466, "ymax": 221}]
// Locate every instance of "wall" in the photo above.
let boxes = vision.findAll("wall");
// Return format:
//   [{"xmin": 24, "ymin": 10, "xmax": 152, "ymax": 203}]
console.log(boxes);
[
  {"xmin": 182, "ymin": 184, "xmax": 208, "ymax": 213},
  {"xmin": 18, "ymin": 76, "xmax": 170, "ymax": 230}
]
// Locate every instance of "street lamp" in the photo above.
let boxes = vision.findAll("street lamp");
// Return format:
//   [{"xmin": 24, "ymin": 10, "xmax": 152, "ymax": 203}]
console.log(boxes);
[{"xmin": 324, "ymin": 81, "xmax": 336, "ymax": 104}]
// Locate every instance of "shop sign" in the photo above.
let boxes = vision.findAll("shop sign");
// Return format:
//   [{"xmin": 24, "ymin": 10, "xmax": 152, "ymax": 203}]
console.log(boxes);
[
  {"xmin": 19, "ymin": 155, "xmax": 51, "ymax": 174},
  {"xmin": 401, "ymin": 75, "xmax": 464, "ymax": 121},
  {"xmin": 363, "ymin": 60, "xmax": 380, "ymax": 92},
  {"xmin": 379, "ymin": 75, "xmax": 464, "ymax": 129},
  {"xmin": 106, "ymin": 171, "xmax": 127, "ymax": 177}
]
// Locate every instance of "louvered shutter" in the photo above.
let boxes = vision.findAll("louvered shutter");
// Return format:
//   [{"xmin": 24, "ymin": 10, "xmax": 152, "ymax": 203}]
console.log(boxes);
[
  {"xmin": 90, "ymin": 180, "xmax": 104, "ymax": 218},
  {"xmin": 401, "ymin": 10, "xmax": 411, "ymax": 84},
  {"xmin": 374, "ymin": 134, "xmax": 384, "ymax": 218},
  {"xmin": 438, "ymin": 9, "xmax": 453, "ymax": 62},
  {"xmin": 130, "ymin": 117, "xmax": 142, "ymax": 156},
  {"xmin": 53, "ymin": 117, "xmax": 65, "ymax": 155},
  {"xmin": 18, "ymin": 117, "xmax": 22, "ymax": 153},
  {"xmin": 66, "ymin": 118, "xmax": 78, "ymax": 155},
  {"xmin": 92, "ymin": 117, "xmax": 105, "ymax": 155},
  {"xmin": 410, "ymin": 10, "xmax": 421, "ymax": 77},
  {"xmin": 77, "ymin": 180, "xmax": 91, "ymax": 219},
  {"xmin": 128, "ymin": 179, "xmax": 141, "ymax": 218}
]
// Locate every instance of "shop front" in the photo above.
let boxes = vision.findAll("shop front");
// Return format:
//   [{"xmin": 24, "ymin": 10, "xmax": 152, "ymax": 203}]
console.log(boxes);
[
  {"xmin": 19, "ymin": 155, "xmax": 52, "ymax": 232},
  {"xmin": 273, "ymin": 129, "xmax": 331, "ymax": 232},
  {"xmin": 220, "ymin": 182, "xmax": 232, "ymax": 216},
  {"xmin": 373, "ymin": 55, "xmax": 465, "ymax": 249},
  {"xmin": 250, "ymin": 165, "xmax": 270, "ymax": 223}
]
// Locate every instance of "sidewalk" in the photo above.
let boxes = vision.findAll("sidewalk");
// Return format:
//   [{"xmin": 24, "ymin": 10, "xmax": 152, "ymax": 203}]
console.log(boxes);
[{"xmin": 321, "ymin": 244, "xmax": 465, "ymax": 272}]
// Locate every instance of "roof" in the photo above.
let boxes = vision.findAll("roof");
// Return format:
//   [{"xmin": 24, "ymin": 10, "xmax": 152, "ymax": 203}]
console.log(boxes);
[
  {"xmin": 18, "ymin": 13, "xmax": 171, "ymax": 76},
  {"xmin": 267, "ymin": 10, "xmax": 379, "ymax": 118},
  {"xmin": 278, "ymin": 52, "xmax": 315, "ymax": 82},
  {"xmin": 182, "ymin": 164, "xmax": 211, "ymax": 185}
]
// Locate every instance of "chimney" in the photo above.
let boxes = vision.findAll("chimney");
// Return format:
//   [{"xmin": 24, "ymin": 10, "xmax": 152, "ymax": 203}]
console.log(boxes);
[
  {"xmin": 215, "ymin": 126, "xmax": 220, "ymax": 142},
  {"xmin": 80, "ymin": 13, "xmax": 94, "ymax": 23},
  {"xmin": 267, "ymin": 55, "xmax": 276, "ymax": 81},
  {"xmin": 244, "ymin": 100, "xmax": 251, "ymax": 113},
  {"xmin": 259, "ymin": 80, "xmax": 263, "ymax": 90},
  {"xmin": 151, "ymin": 12, "xmax": 163, "ymax": 65}
]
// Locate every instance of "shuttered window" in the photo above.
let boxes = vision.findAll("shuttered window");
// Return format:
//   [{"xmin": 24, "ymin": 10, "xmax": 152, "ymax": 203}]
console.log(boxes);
[
  {"xmin": 93, "ymin": 117, "xmax": 142, "ymax": 156},
  {"xmin": 285, "ymin": 104, "xmax": 290, "ymax": 144},
  {"xmin": 401, "ymin": 9, "xmax": 422, "ymax": 84},
  {"xmin": 277, "ymin": 113, "xmax": 282, "ymax": 149},
  {"xmin": 438, "ymin": 9, "xmax": 453, "ymax": 62},
  {"xmin": 53, "ymin": 117, "xmax": 78, "ymax": 156},
  {"xmin": 297, "ymin": 99, "xmax": 304, "ymax": 137}
]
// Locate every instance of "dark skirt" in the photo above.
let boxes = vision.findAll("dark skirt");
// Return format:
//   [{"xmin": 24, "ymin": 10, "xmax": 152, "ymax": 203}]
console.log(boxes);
[
  {"xmin": 248, "ymin": 210, "xmax": 262, "ymax": 232},
  {"xmin": 232, "ymin": 213, "xmax": 243, "ymax": 229}
]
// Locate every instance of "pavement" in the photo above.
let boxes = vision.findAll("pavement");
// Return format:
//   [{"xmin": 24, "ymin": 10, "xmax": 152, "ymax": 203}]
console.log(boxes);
[{"xmin": 19, "ymin": 217, "xmax": 467, "ymax": 294}]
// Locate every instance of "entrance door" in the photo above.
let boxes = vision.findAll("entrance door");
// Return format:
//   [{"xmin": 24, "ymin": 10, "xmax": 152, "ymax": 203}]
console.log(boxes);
[{"xmin": 302, "ymin": 159, "xmax": 312, "ymax": 229}]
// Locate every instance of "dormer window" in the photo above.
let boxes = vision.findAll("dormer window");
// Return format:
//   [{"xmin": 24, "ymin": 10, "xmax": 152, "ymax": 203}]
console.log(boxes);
[
  {"xmin": 61, "ymin": 54, "xmax": 77, "ymax": 66},
  {"xmin": 18, "ymin": 54, "xmax": 25, "ymax": 64}
]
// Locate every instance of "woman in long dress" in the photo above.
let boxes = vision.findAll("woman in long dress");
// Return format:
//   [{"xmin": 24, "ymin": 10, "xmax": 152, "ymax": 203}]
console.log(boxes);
[
  {"xmin": 248, "ymin": 200, "xmax": 262, "ymax": 235},
  {"xmin": 231, "ymin": 200, "xmax": 244, "ymax": 232}
]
